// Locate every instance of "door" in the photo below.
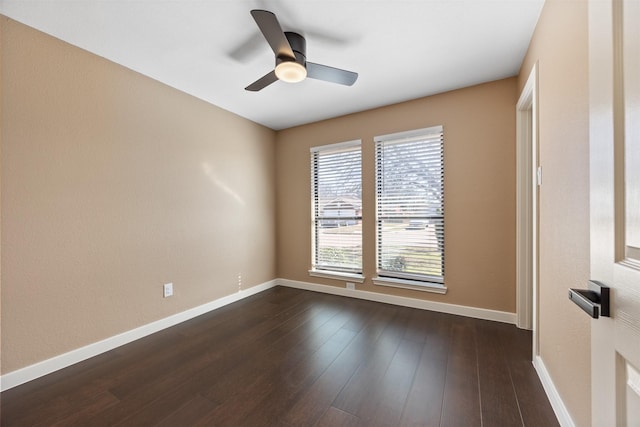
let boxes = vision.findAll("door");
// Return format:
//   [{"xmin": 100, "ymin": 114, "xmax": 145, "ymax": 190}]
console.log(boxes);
[{"xmin": 589, "ymin": 0, "xmax": 640, "ymax": 425}]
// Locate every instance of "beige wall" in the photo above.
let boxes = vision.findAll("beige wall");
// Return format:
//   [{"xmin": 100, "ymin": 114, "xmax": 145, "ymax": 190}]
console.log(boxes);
[
  {"xmin": 276, "ymin": 78, "xmax": 517, "ymax": 312},
  {"xmin": 0, "ymin": 16, "xmax": 3, "ymax": 380},
  {"xmin": 518, "ymin": 0, "xmax": 591, "ymax": 426},
  {"xmin": 0, "ymin": 17, "xmax": 277, "ymax": 373}
]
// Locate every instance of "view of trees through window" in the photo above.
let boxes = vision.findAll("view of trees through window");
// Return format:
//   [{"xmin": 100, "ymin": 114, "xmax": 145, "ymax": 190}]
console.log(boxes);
[{"xmin": 376, "ymin": 128, "xmax": 444, "ymax": 282}]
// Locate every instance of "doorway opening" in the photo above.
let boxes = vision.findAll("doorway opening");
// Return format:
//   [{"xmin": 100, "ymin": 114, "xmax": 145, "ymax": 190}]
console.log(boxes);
[{"xmin": 516, "ymin": 63, "xmax": 539, "ymax": 359}]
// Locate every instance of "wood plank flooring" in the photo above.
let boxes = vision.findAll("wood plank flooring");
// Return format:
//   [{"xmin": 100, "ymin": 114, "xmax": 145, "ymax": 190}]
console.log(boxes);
[{"xmin": 1, "ymin": 287, "xmax": 559, "ymax": 426}]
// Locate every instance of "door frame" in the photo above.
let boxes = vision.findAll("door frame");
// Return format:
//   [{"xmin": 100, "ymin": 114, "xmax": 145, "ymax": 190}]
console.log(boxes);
[{"xmin": 516, "ymin": 63, "xmax": 539, "ymax": 353}]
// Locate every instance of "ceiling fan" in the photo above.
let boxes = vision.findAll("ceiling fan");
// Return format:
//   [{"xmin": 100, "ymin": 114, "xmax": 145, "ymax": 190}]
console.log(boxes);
[{"xmin": 245, "ymin": 10, "xmax": 358, "ymax": 91}]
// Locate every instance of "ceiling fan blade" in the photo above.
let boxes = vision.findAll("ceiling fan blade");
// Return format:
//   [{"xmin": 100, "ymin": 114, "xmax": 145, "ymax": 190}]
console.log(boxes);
[
  {"xmin": 250, "ymin": 10, "xmax": 295, "ymax": 59},
  {"xmin": 245, "ymin": 70, "xmax": 278, "ymax": 91},
  {"xmin": 306, "ymin": 62, "xmax": 358, "ymax": 86}
]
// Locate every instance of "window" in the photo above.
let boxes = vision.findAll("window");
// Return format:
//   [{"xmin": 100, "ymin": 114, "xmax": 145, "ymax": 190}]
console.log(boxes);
[
  {"xmin": 311, "ymin": 140, "xmax": 362, "ymax": 276},
  {"xmin": 374, "ymin": 126, "xmax": 444, "ymax": 287}
]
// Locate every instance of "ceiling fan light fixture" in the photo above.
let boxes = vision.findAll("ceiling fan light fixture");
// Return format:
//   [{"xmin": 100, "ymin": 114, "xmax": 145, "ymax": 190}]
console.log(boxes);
[
  {"xmin": 275, "ymin": 61, "xmax": 307, "ymax": 83},
  {"xmin": 245, "ymin": 10, "xmax": 357, "ymax": 91}
]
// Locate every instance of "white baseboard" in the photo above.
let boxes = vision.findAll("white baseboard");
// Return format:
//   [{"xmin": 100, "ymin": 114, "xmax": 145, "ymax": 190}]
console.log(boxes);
[
  {"xmin": 534, "ymin": 355, "xmax": 575, "ymax": 427},
  {"xmin": 1, "ymin": 278, "xmax": 516, "ymax": 392},
  {"xmin": 0, "ymin": 280, "xmax": 277, "ymax": 392},
  {"xmin": 277, "ymin": 278, "xmax": 516, "ymax": 324}
]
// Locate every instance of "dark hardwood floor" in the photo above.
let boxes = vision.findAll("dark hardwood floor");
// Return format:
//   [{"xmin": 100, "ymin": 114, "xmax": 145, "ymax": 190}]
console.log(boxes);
[{"xmin": 1, "ymin": 287, "xmax": 559, "ymax": 426}]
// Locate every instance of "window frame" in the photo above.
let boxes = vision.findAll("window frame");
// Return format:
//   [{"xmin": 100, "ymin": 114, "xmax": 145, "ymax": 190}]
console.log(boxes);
[
  {"xmin": 373, "ymin": 126, "xmax": 445, "ymax": 292},
  {"xmin": 310, "ymin": 139, "xmax": 364, "ymax": 279}
]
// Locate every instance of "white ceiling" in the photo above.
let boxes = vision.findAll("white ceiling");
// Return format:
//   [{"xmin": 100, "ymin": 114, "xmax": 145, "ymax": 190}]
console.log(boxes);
[{"xmin": 0, "ymin": 0, "xmax": 544, "ymax": 130}]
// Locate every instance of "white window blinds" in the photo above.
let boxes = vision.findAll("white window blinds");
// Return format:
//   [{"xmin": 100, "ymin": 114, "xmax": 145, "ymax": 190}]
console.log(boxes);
[
  {"xmin": 311, "ymin": 141, "xmax": 362, "ymax": 273},
  {"xmin": 375, "ymin": 126, "xmax": 444, "ymax": 283}
]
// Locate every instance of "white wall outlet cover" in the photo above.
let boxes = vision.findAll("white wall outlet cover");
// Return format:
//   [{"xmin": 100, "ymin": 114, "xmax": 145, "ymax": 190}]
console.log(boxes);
[{"xmin": 163, "ymin": 283, "xmax": 173, "ymax": 298}]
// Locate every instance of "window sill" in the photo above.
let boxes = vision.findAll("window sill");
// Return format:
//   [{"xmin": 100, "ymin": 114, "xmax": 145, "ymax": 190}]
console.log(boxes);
[
  {"xmin": 308, "ymin": 270, "xmax": 365, "ymax": 283},
  {"xmin": 372, "ymin": 276, "xmax": 447, "ymax": 294}
]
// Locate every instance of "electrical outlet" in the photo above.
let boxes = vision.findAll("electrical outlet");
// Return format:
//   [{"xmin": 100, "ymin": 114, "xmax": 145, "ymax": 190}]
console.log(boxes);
[
  {"xmin": 163, "ymin": 283, "xmax": 173, "ymax": 298},
  {"xmin": 346, "ymin": 282, "xmax": 355, "ymax": 290}
]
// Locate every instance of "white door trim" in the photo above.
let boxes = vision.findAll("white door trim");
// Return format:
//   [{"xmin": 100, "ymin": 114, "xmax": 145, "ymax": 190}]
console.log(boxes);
[{"xmin": 516, "ymin": 63, "xmax": 539, "ymax": 347}]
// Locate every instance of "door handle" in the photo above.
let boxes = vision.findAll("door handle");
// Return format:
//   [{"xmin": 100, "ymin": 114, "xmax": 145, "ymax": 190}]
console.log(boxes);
[{"xmin": 568, "ymin": 280, "xmax": 610, "ymax": 319}]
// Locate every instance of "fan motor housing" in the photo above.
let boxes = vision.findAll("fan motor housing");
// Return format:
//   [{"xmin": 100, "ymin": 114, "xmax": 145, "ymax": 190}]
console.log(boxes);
[{"xmin": 276, "ymin": 32, "xmax": 306, "ymax": 66}]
